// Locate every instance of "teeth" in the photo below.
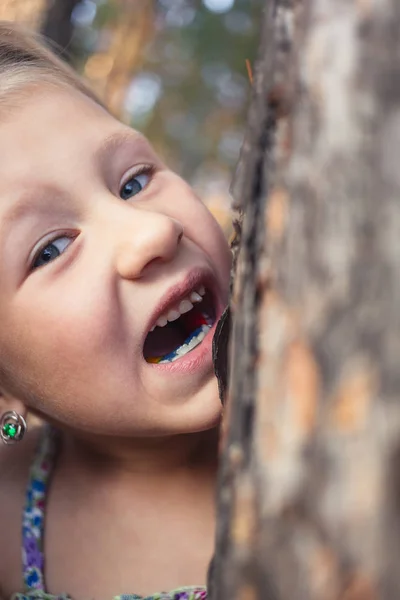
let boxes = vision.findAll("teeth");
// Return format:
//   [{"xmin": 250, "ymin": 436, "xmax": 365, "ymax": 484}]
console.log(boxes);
[
  {"xmin": 174, "ymin": 325, "xmax": 210, "ymax": 357},
  {"xmin": 167, "ymin": 309, "xmax": 180, "ymax": 322},
  {"xmin": 156, "ymin": 315, "xmax": 168, "ymax": 328},
  {"xmin": 158, "ymin": 324, "xmax": 212, "ymax": 363},
  {"xmin": 179, "ymin": 299, "xmax": 193, "ymax": 314},
  {"xmin": 176, "ymin": 343, "xmax": 188, "ymax": 356},
  {"xmin": 196, "ymin": 330, "xmax": 206, "ymax": 343},
  {"xmin": 190, "ymin": 291, "xmax": 202, "ymax": 303},
  {"xmin": 150, "ymin": 286, "xmax": 206, "ymax": 331}
]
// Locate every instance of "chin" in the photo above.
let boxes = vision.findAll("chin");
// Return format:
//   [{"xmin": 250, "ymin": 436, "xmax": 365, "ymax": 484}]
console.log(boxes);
[{"xmin": 167, "ymin": 390, "xmax": 223, "ymax": 435}]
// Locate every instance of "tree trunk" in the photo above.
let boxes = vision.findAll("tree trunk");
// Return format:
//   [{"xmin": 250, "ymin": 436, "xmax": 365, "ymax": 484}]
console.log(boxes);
[{"xmin": 211, "ymin": 1, "xmax": 400, "ymax": 599}]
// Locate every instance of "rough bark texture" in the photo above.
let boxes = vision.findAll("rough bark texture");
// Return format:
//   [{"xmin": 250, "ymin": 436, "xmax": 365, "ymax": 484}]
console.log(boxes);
[{"xmin": 211, "ymin": 1, "xmax": 400, "ymax": 599}]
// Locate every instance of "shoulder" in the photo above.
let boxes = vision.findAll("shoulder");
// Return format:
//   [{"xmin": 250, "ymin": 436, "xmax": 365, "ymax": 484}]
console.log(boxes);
[{"xmin": 0, "ymin": 425, "xmax": 43, "ymax": 597}]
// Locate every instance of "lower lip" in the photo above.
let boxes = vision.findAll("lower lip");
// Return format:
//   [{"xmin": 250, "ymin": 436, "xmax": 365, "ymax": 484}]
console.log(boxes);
[{"xmin": 145, "ymin": 303, "xmax": 223, "ymax": 376}]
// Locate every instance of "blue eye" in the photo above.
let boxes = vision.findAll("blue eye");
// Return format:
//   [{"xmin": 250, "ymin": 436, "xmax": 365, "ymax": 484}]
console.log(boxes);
[
  {"xmin": 120, "ymin": 171, "xmax": 151, "ymax": 200},
  {"xmin": 32, "ymin": 236, "xmax": 72, "ymax": 270}
]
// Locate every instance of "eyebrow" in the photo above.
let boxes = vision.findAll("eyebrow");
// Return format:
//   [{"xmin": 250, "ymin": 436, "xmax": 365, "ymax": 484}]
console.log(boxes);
[
  {"xmin": 0, "ymin": 129, "xmax": 155, "ymax": 263},
  {"xmin": 0, "ymin": 185, "xmax": 59, "ymax": 235},
  {"xmin": 0, "ymin": 185, "xmax": 71, "ymax": 265},
  {"xmin": 0, "ymin": 131, "xmax": 146, "ymax": 230},
  {"xmin": 94, "ymin": 130, "xmax": 148, "ymax": 172}
]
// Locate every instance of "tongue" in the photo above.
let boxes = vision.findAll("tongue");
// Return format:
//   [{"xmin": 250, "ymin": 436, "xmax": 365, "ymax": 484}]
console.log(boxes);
[{"xmin": 143, "ymin": 321, "xmax": 186, "ymax": 360}]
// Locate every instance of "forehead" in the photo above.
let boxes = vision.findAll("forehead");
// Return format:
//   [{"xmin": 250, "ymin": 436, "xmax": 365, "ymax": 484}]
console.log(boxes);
[{"xmin": 0, "ymin": 86, "xmax": 123, "ymax": 188}]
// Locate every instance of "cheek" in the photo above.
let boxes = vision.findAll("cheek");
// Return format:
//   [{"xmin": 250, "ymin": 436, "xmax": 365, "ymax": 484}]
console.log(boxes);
[
  {"xmin": 185, "ymin": 201, "xmax": 232, "ymax": 284},
  {"xmin": 150, "ymin": 175, "xmax": 232, "ymax": 287},
  {"xmin": 0, "ymin": 298, "xmax": 137, "ymax": 428},
  {"xmin": 2, "ymin": 290, "xmax": 125, "ymax": 392}
]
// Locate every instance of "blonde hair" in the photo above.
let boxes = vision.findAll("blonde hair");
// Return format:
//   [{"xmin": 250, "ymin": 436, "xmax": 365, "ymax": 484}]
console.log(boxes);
[{"xmin": 0, "ymin": 20, "xmax": 102, "ymax": 107}]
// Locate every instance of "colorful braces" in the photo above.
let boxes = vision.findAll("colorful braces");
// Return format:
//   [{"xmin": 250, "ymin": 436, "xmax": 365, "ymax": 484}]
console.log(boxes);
[{"xmin": 147, "ymin": 313, "xmax": 213, "ymax": 364}]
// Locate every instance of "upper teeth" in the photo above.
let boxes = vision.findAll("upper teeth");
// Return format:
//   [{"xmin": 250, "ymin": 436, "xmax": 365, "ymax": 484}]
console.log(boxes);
[{"xmin": 151, "ymin": 286, "xmax": 206, "ymax": 331}]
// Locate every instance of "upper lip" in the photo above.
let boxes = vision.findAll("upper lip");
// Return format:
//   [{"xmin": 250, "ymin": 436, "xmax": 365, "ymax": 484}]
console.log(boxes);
[{"xmin": 143, "ymin": 267, "xmax": 217, "ymax": 341}]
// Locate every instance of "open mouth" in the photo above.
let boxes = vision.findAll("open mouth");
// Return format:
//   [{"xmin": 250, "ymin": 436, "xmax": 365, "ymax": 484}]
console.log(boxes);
[{"xmin": 143, "ymin": 285, "xmax": 216, "ymax": 364}]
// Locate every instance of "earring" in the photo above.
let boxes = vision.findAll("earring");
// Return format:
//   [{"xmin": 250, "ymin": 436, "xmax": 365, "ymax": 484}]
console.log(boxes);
[{"xmin": 0, "ymin": 410, "xmax": 27, "ymax": 445}]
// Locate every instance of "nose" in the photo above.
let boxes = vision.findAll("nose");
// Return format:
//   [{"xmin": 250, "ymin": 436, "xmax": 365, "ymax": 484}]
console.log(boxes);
[{"xmin": 113, "ymin": 209, "xmax": 184, "ymax": 280}]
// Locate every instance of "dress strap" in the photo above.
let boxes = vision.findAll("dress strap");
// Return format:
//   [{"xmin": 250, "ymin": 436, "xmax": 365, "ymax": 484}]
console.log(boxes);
[{"xmin": 22, "ymin": 426, "xmax": 59, "ymax": 594}]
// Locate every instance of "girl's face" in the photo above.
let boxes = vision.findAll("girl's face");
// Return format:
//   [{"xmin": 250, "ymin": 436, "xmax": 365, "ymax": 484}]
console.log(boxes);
[{"xmin": 0, "ymin": 87, "xmax": 231, "ymax": 437}]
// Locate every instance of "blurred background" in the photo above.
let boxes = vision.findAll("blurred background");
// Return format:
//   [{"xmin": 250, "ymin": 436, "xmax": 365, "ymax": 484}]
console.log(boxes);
[{"xmin": 0, "ymin": 0, "xmax": 263, "ymax": 234}]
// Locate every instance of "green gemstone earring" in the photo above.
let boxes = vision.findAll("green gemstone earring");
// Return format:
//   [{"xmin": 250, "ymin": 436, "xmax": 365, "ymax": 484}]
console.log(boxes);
[{"xmin": 0, "ymin": 411, "xmax": 27, "ymax": 445}]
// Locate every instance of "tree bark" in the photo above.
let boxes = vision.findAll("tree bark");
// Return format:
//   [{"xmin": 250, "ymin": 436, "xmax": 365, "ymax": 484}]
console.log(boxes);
[{"xmin": 211, "ymin": 1, "xmax": 400, "ymax": 599}]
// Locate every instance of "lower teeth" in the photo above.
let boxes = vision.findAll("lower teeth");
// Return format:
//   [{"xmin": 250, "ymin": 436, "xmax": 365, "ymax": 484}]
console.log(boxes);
[{"xmin": 158, "ymin": 324, "xmax": 211, "ymax": 364}]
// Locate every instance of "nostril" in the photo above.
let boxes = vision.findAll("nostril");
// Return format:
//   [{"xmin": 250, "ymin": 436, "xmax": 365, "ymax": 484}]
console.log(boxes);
[{"xmin": 177, "ymin": 231, "xmax": 183, "ymax": 244}]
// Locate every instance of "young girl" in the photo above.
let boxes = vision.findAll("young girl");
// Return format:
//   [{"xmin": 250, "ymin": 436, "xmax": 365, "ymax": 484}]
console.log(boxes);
[{"xmin": 0, "ymin": 22, "xmax": 232, "ymax": 600}]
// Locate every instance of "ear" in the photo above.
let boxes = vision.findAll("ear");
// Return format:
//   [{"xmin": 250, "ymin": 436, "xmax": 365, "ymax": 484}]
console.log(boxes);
[{"xmin": 0, "ymin": 389, "xmax": 28, "ymax": 421}]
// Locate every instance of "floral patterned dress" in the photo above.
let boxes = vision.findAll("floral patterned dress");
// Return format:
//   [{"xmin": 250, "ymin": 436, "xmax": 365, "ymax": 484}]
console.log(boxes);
[{"xmin": 11, "ymin": 426, "xmax": 207, "ymax": 600}]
